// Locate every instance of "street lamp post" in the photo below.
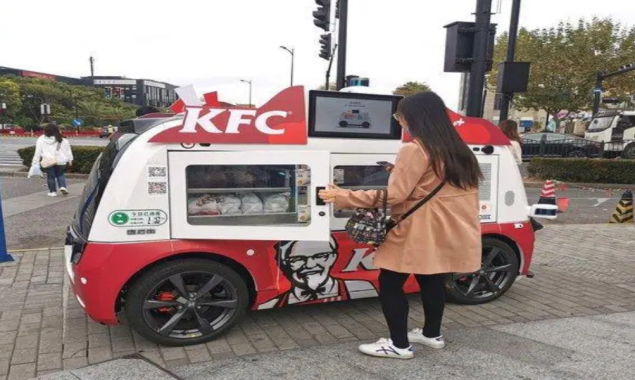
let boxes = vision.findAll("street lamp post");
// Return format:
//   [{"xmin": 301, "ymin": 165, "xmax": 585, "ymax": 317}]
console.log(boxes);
[
  {"xmin": 280, "ymin": 46, "xmax": 295, "ymax": 87},
  {"xmin": 240, "ymin": 79, "xmax": 253, "ymax": 108}
]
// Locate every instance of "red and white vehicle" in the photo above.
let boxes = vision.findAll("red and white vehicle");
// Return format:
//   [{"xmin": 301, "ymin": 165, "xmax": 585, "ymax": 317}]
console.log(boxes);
[{"xmin": 65, "ymin": 85, "xmax": 555, "ymax": 346}]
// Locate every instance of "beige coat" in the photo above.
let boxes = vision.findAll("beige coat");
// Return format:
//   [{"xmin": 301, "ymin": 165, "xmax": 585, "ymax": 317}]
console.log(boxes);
[{"xmin": 335, "ymin": 142, "xmax": 482, "ymax": 275}]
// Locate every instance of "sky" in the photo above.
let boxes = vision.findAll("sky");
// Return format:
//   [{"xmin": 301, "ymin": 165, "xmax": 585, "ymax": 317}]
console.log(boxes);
[{"xmin": 1, "ymin": 0, "xmax": 633, "ymax": 109}]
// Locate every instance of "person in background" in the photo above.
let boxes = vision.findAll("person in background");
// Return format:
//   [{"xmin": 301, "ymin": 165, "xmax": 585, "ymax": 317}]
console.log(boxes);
[
  {"xmin": 32, "ymin": 123, "xmax": 74, "ymax": 197},
  {"xmin": 499, "ymin": 120, "xmax": 523, "ymax": 165},
  {"xmin": 319, "ymin": 92, "xmax": 483, "ymax": 360}
]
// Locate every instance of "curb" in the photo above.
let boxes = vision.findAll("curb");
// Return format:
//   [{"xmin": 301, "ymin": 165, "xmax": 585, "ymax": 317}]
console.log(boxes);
[{"xmin": 523, "ymin": 181, "xmax": 635, "ymax": 190}]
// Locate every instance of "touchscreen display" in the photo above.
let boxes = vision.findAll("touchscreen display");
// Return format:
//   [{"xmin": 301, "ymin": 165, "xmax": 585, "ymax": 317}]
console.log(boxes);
[{"xmin": 314, "ymin": 96, "xmax": 394, "ymax": 135}]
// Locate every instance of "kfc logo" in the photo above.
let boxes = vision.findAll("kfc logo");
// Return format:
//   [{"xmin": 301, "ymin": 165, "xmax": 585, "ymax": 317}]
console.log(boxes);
[
  {"xmin": 257, "ymin": 235, "xmax": 377, "ymax": 309},
  {"xmin": 149, "ymin": 86, "xmax": 307, "ymax": 145}
]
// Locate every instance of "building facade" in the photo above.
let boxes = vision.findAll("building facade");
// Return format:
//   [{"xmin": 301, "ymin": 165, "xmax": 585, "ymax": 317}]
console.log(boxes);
[{"xmin": 0, "ymin": 66, "xmax": 178, "ymax": 108}]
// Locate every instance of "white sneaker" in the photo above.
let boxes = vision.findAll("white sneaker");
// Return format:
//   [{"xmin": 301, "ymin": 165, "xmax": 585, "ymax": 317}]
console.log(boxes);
[
  {"xmin": 47, "ymin": 192, "xmax": 57, "ymax": 197},
  {"xmin": 358, "ymin": 338, "xmax": 414, "ymax": 359},
  {"xmin": 60, "ymin": 187, "xmax": 69, "ymax": 195},
  {"xmin": 408, "ymin": 328, "xmax": 445, "ymax": 348}
]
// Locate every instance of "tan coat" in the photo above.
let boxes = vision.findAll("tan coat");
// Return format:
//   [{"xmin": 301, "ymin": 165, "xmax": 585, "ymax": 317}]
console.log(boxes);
[{"xmin": 335, "ymin": 142, "xmax": 482, "ymax": 275}]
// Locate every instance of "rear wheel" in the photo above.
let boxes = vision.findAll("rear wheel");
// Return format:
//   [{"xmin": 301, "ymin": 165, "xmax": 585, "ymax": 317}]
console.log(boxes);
[
  {"xmin": 339, "ymin": 121, "xmax": 348, "ymax": 128},
  {"xmin": 125, "ymin": 259, "xmax": 249, "ymax": 346},
  {"xmin": 622, "ymin": 143, "xmax": 635, "ymax": 159},
  {"xmin": 446, "ymin": 238, "xmax": 519, "ymax": 305},
  {"xmin": 362, "ymin": 122, "xmax": 371, "ymax": 128}
]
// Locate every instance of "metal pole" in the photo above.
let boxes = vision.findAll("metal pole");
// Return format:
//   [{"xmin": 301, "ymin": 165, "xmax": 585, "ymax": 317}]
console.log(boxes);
[
  {"xmin": 498, "ymin": 0, "xmax": 521, "ymax": 122},
  {"xmin": 593, "ymin": 72, "xmax": 602, "ymax": 115},
  {"xmin": 290, "ymin": 49, "xmax": 295, "ymax": 87},
  {"xmin": 336, "ymin": 0, "xmax": 348, "ymax": 90},
  {"xmin": 326, "ymin": 43, "xmax": 338, "ymax": 91},
  {"xmin": 466, "ymin": 0, "xmax": 493, "ymax": 117},
  {"xmin": 249, "ymin": 82, "xmax": 252, "ymax": 108}
]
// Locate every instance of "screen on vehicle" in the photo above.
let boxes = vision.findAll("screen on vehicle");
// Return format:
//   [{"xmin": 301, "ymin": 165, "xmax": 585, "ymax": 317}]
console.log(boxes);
[{"xmin": 308, "ymin": 91, "xmax": 402, "ymax": 139}]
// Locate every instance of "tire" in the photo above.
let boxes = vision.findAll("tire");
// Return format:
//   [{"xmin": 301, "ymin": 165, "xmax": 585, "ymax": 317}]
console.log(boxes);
[
  {"xmin": 445, "ymin": 238, "xmax": 520, "ymax": 305},
  {"xmin": 339, "ymin": 121, "xmax": 348, "ymax": 128},
  {"xmin": 566, "ymin": 149, "xmax": 586, "ymax": 158},
  {"xmin": 125, "ymin": 259, "xmax": 249, "ymax": 346},
  {"xmin": 622, "ymin": 143, "xmax": 635, "ymax": 159},
  {"xmin": 361, "ymin": 122, "xmax": 371, "ymax": 129}
]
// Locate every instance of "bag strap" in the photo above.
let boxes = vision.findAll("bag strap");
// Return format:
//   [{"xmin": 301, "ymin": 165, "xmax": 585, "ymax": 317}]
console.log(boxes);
[{"xmin": 393, "ymin": 181, "xmax": 445, "ymax": 227}]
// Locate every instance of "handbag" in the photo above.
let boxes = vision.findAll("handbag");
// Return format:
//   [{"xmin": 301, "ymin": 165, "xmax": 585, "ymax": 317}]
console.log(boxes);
[
  {"xmin": 345, "ymin": 182, "xmax": 446, "ymax": 246},
  {"xmin": 40, "ymin": 142, "xmax": 60, "ymax": 169}
]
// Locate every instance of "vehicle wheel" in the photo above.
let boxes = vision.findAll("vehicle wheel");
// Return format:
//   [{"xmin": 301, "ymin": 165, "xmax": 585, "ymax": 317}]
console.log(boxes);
[
  {"xmin": 445, "ymin": 238, "xmax": 519, "ymax": 305},
  {"xmin": 125, "ymin": 259, "xmax": 249, "ymax": 346},
  {"xmin": 339, "ymin": 121, "xmax": 348, "ymax": 128},
  {"xmin": 566, "ymin": 149, "xmax": 587, "ymax": 158},
  {"xmin": 622, "ymin": 143, "xmax": 635, "ymax": 159},
  {"xmin": 362, "ymin": 122, "xmax": 371, "ymax": 128}
]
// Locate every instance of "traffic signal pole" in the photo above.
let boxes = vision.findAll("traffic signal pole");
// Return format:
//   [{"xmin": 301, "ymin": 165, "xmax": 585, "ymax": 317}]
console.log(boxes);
[
  {"xmin": 466, "ymin": 0, "xmax": 492, "ymax": 117},
  {"xmin": 335, "ymin": 0, "xmax": 348, "ymax": 90},
  {"xmin": 498, "ymin": 0, "xmax": 521, "ymax": 122},
  {"xmin": 592, "ymin": 64, "xmax": 635, "ymax": 115}
]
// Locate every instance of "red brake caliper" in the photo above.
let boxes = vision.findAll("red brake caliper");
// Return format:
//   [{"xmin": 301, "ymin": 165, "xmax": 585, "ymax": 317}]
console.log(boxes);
[{"xmin": 156, "ymin": 291, "xmax": 176, "ymax": 313}]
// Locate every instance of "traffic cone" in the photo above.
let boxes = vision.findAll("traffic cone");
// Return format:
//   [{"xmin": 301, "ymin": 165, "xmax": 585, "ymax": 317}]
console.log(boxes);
[
  {"xmin": 609, "ymin": 190, "xmax": 634, "ymax": 224},
  {"xmin": 538, "ymin": 180, "xmax": 557, "ymax": 206}
]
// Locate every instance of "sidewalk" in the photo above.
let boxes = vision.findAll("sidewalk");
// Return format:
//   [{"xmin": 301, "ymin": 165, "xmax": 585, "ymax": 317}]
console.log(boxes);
[
  {"xmin": 37, "ymin": 311, "xmax": 635, "ymax": 380},
  {"xmin": 0, "ymin": 224, "xmax": 633, "ymax": 379}
]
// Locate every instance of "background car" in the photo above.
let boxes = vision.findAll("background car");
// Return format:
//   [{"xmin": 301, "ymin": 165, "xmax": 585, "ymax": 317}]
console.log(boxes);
[{"xmin": 521, "ymin": 132, "xmax": 601, "ymax": 160}]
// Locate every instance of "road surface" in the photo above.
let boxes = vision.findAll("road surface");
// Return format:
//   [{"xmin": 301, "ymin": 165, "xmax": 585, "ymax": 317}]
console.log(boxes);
[{"xmin": 0, "ymin": 136, "xmax": 108, "ymax": 166}]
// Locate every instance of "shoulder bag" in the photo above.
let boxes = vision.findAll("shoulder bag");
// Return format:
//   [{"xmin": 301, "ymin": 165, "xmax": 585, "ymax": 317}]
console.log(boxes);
[
  {"xmin": 345, "ymin": 181, "xmax": 445, "ymax": 246},
  {"xmin": 40, "ymin": 142, "xmax": 60, "ymax": 169}
]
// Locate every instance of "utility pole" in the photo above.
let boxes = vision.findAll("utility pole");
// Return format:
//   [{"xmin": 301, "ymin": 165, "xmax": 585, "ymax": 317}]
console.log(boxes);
[
  {"xmin": 325, "ymin": 43, "xmax": 338, "ymax": 90},
  {"xmin": 336, "ymin": 0, "xmax": 348, "ymax": 90},
  {"xmin": 240, "ymin": 79, "xmax": 253, "ymax": 107},
  {"xmin": 466, "ymin": 0, "xmax": 493, "ymax": 117},
  {"xmin": 498, "ymin": 0, "xmax": 521, "ymax": 122},
  {"xmin": 89, "ymin": 56, "xmax": 95, "ymax": 83}
]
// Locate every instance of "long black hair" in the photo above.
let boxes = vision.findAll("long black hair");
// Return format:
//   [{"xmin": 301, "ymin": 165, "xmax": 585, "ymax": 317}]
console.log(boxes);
[
  {"xmin": 44, "ymin": 123, "xmax": 63, "ymax": 143},
  {"xmin": 397, "ymin": 91, "xmax": 482, "ymax": 190}
]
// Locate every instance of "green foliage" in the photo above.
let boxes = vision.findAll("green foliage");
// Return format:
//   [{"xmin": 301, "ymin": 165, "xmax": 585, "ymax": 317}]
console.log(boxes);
[
  {"xmin": 0, "ymin": 75, "xmax": 136, "ymax": 127},
  {"xmin": 527, "ymin": 158, "xmax": 635, "ymax": 184},
  {"xmin": 18, "ymin": 145, "xmax": 105, "ymax": 174},
  {"xmin": 489, "ymin": 17, "xmax": 635, "ymax": 119},
  {"xmin": 318, "ymin": 82, "xmax": 337, "ymax": 91},
  {"xmin": 393, "ymin": 81, "xmax": 431, "ymax": 97}
]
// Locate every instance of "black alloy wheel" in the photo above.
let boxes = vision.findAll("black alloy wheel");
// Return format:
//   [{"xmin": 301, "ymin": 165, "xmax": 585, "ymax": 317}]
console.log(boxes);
[
  {"xmin": 446, "ymin": 238, "xmax": 520, "ymax": 305},
  {"xmin": 125, "ymin": 259, "xmax": 249, "ymax": 346}
]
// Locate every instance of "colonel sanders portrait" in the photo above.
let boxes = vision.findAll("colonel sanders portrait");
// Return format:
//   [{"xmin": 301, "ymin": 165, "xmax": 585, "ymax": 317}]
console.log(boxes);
[{"xmin": 257, "ymin": 235, "xmax": 378, "ymax": 309}]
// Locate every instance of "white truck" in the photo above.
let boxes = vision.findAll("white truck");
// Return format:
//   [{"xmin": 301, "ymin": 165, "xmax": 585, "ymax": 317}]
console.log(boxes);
[{"xmin": 585, "ymin": 110, "xmax": 635, "ymax": 159}]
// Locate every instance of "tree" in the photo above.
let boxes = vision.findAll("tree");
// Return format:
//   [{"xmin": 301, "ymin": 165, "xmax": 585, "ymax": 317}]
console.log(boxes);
[
  {"xmin": 393, "ymin": 81, "xmax": 431, "ymax": 97},
  {"xmin": 489, "ymin": 18, "xmax": 635, "ymax": 122},
  {"xmin": 0, "ymin": 79, "xmax": 23, "ymax": 120},
  {"xmin": 318, "ymin": 82, "xmax": 337, "ymax": 91}
]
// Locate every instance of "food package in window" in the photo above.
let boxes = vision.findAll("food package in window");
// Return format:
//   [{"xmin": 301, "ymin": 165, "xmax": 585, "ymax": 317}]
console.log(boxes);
[
  {"xmin": 252, "ymin": 167, "xmax": 271, "ymax": 187},
  {"xmin": 240, "ymin": 192, "xmax": 264, "ymax": 214},
  {"xmin": 206, "ymin": 168, "xmax": 228, "ymax": 188},
  {"xmin": 296, "ymin": 168, "xmax": 310, "ymax": 186},
  {"xmin": 227, "ymin": 168, "xmax": 255, "ymax": 188},
  {"xmin": 264, "ymin": 193, "xmax": 290, "ymax": 214},
  {"xmin": 216, "ymin": 194, "xmax": 242, "ymax": 215},
  {"xmin": 188, "ymin": 195, "xmax": 220, "ymax": 216}
]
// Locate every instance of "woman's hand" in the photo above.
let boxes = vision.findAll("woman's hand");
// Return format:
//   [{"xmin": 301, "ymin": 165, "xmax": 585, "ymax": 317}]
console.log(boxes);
[{"xmin": 318, "ymin": 184, "xmax": 343, "ymax": 204}]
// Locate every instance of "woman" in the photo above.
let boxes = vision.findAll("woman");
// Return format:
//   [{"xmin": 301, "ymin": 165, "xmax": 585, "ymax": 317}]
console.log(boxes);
[
  {"xmin": 499, "ymin": 120, "xmax": 523, "ymax": 165},
  {"xmin": 32, "ymin": 123, "xmax": 74, "ymax": 197},
  {"xmin": 319, "ymin": 92, "xmax": 482, "ymax": 359}
]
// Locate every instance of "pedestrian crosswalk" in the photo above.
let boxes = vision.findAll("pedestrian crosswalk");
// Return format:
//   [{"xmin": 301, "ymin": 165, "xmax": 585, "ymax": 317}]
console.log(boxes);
[{"xmin": 0, "ymin": 150, "xmax": 24, "ymax": 166}]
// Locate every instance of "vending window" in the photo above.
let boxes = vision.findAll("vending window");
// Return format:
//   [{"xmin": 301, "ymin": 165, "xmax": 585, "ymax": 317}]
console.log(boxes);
[
  {"xmin": 186, "ymin": 165, "xmax": 311, "ymax": 226},
  {"xmin": 332, "ymin": 165, "xmax": 390, "ymax": 218}
]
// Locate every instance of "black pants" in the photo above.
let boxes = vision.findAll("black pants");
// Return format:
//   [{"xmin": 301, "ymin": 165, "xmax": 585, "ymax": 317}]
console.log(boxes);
[{"xmin": 378, "ymin": 268, "xmax": 446, "ymax": 348}]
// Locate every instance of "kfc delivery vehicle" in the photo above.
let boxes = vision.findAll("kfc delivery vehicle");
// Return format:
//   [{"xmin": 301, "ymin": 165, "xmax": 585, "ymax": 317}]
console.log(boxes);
[{"xmin": 65, "ymin": 85, "xmax": 555, "ymax": 346}]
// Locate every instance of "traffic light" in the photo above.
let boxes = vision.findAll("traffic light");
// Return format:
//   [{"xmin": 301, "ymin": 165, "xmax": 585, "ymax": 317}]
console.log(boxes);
[
  {"xmin": 319, "ymin": 33, "xmax": 331, "ymax": 60},
  {"xmin": 313, "ymin": 0, "xmax": 331, "ymax": 31},
  {"xmin": 104, "ymin": 87, "xmax": 112, "ymax": 99}
]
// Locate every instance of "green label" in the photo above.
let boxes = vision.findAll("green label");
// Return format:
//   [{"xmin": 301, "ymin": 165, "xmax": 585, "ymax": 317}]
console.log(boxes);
[{"xmin": 109, "ymin": 210, "xmax": 167, "ymax": 227}]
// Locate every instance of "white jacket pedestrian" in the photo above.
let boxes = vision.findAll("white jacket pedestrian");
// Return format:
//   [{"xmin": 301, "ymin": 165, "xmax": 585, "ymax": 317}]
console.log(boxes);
[{"xmin": 32, "ymin": 135, "xmax": 74, "ymax": 166}]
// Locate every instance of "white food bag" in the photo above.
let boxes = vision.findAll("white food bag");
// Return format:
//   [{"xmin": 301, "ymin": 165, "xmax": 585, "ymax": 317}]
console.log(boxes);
[{"xmin": 28, "ymin": 164, "xmax": 44, "ymax": 178}]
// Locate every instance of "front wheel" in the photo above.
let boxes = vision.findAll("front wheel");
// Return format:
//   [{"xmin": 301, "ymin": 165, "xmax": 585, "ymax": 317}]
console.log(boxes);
[
  {"xmin": 339, "ymin": 121, "xmax": 348, "ymax": 128},
  {"xmin": 445, "ymin": 238, "xmax": 519, "ymax": 305},
  {"xmin": 622, "ymin": 143, "xmax": 635, "ymax": 159},
  {"xmin": 125, "ymin": 259, "xmax": 249, "ymax": 346},
  {"xmin": 566, "ymin": 149, "xmax": 587, "ymax": 158}
]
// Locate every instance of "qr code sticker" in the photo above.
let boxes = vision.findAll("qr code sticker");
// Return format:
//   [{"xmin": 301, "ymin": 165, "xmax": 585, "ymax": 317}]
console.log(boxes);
[
  {"xmin": 148, "ymin": 166, "xmax": 167, "ymax": 178},
  {"xmin": 148, "ymin": 182, "xmax": 167, "ymax": 195}
]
